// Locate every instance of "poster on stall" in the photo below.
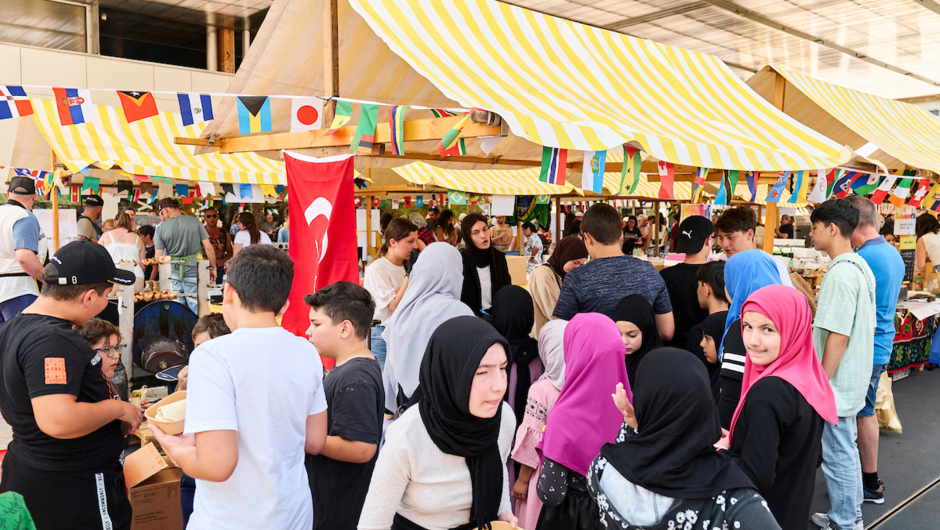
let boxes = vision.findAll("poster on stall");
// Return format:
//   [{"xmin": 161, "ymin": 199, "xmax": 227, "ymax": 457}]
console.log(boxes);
[
  {"xmin": 34, "ymin": 209, "xmax": 78, "ymax": 245},
  {"xmin": 895, "ymin": 206, "xmax": 916, "ymax": 235},
  {"xmin": 680, "ymin": 203, "xmax": 711, "ymax": 222}
]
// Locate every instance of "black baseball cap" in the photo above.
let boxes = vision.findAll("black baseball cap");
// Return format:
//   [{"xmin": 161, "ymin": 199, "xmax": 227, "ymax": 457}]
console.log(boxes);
[
  {"xmin": 8, "ymin": 176, "xmax": 35, "ymax": 195},
  {"xmin": 84, "ymin": 194, "xmax": 103, "ymax": 207},
  {"xmin": 44, "ymin": 241, "xmax": 136, "ymax": 286},
  {"xmin": 428, "ymin": 206, "xmax": 440, "ymax": 212},
  {"xmin": 677, "ymin": 215, "xmax": 715, "ymax": 254}
]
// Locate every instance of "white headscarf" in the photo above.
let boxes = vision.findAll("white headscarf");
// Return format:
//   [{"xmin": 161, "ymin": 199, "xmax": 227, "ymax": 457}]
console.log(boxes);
[
  {"xmin": 536, "ymin": 319, "xmax": 567, "ymax": 391},
  {"xmin": 382, "ymin": 242, "xmax": 474, "ymax": 410}
]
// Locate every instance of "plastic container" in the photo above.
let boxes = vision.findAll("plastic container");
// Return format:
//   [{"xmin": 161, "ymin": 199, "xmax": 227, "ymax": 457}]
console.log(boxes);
[{"xmin": 144, "ymin": 390, "xmax": 186, "ymax": 435}]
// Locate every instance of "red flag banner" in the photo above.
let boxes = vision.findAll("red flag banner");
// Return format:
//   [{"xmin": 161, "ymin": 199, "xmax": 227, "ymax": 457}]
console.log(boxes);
[{"xmin": 281, "ymin": 152, "xmax": 359, "ymax": 350}]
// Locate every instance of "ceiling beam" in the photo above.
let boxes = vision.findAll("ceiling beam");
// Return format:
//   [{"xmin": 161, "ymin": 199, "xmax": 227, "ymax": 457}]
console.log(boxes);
[
  {"xmin": 913, "ymin": 0, "xmax": 940, "ymax": 17},
  {"xmin": 698, "ymin": 0, "xmax": 940, "ymax": 87},
  {"xmin": 603, "ymin": 2, "xmax": 707, "ymax": 31}
]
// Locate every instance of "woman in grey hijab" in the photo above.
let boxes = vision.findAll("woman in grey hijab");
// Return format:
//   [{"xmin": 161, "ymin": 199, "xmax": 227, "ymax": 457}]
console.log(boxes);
[{"xmin": 382, "ymin": 242, "xmax": 474, "ymax": 414}]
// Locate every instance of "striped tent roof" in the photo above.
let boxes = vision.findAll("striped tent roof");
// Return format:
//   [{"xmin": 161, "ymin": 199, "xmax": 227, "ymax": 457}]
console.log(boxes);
[
  {"xmin": 348, "ymin": 0, "xmax": 858, "ymax": 172},
  {"xmin": 748, "ymin": 66, "xmax": 940, "ymax": 174},
  {"xmin": 31, "ymin": 98, "xmax": 285, "ymax": 184},
  {"xmin": 392, "ymin": 161, "xmax": 576, "ymax": 196}
]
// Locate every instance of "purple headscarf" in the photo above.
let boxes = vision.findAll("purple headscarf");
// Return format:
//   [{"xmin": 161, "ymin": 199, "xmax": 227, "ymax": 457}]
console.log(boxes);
[{"xmin": 537, "ymin": 313, "xmax": 631, "ymax": 476}]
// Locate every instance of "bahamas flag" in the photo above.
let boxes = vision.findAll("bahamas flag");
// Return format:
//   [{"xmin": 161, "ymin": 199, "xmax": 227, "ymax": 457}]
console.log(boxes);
[{"xmin": 237, "ymin": 96, "xmax": 271, "ymax": 134}]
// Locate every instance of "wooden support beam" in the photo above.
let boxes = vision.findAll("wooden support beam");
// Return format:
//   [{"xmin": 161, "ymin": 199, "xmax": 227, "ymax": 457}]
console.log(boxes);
[
  {"xmin": 764, "ymin": 72, "xmax": 785, "ymax": 255},
  {"xmin": 218, "ymin": 29, "xmax": 235, "ymax": 74},
  {"xmin": 322, "ymin": 0, "xmax": 340, "ymax": 127},
  {"xmin": 178, "ymin": 116, "xmax": 504, "ymax": 154}
]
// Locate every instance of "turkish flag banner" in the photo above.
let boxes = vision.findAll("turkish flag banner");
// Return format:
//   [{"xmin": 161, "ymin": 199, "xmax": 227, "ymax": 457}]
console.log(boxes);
[{"xmin": 282, "ymin": 151, "xmax": 359, "ymax": 347}]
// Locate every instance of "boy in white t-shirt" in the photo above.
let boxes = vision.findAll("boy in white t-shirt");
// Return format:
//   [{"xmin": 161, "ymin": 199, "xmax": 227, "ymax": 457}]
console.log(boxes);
[{"xmin": 153, "ymin": 245, "xmax": 328, "ymax": 530}]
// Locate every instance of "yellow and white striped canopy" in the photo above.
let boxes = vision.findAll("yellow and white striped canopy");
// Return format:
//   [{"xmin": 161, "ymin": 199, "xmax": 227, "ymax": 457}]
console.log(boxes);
[
  {"xmin": 31, "ymin": 98, "xmax": 286, "ymax": 184},
  {"xmin": 349, "ymin": 0, "xmax": 856, "ymax": 172},
  {"xmin": 767, "ymin": 66, "xmax": 940, "ymax": 175},
  {"xmin": 393, "ymin": 161, "xmax": 576, "ymax": 196}
]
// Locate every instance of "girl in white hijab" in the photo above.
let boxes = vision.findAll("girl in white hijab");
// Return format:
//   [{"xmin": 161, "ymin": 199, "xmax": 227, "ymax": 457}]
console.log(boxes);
[
  {"xmin": 509, "ymin": 319, "xmax": 567, "ymax": 530},
  {"xmin": 382, "ymin": 242, "xmax": 474, "ymax": 414}
]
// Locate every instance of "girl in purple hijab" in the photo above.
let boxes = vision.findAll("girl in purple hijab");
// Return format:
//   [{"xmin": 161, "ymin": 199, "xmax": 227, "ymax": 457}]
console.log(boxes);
[{"xmin": 534, "ymin": 313, "xmax": 631, "ymax": 530}]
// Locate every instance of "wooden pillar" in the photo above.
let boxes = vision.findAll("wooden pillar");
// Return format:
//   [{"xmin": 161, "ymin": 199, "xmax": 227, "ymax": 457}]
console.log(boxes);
[
  {"xmin": 51, "ymin": 151, "xmax": 60, "ymax": 251},
  {"xmin": 366, "ymin": 193, "xmax": 373, "ymax": 257},
  {"xmin": 119, "ymin": 276, "xmax": 133, "ymax": 377},
  {"xmin": 321, "ymin": 0, "xmax": 340, "ymax": 127},
  {"xmin": 554, "ymin": 196, "xmax": 561, "ymax": 248},
  {"xmin": 654, "ymin": 201, "xmax": 661, "ymax": 257},
  {"xmin": 517, "ymin": 221, "xmax": 524, "ymax": 254},
  {"xmin": 764, "ymin": 72, "xmax": 785, "ymax": 255},
  {"xmin": 218, "ymin": 28, "xmax": 235, "ymax": 73},
  {"xmin": 197, "ymin": 259, "xmax": 210, "ymax": 316}
]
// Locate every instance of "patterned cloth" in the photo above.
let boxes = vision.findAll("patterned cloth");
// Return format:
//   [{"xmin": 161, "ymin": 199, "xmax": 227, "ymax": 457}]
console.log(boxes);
[
  {"xmin": 0, "ymin": 492, "xmax": 36, "ymax": 530},
  {"xmin": 889, "ymin": 311, "xmax": 937, "ymax": 372}
]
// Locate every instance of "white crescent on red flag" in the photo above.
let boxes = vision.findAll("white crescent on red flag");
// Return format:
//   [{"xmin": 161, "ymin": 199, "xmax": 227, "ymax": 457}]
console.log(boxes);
[{"xmin": 281, "ymin": 151, "xmax": 359, "ymax": 346}]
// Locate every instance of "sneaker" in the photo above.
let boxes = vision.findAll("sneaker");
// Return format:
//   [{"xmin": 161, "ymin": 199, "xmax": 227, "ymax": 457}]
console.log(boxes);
[
  {"xmin": 864, "ymin": 483, "xmax": 885, "ymax": 504},
  {"xmin": 812, "ymin": 513, "xmax": 864, "ymax": 530}
]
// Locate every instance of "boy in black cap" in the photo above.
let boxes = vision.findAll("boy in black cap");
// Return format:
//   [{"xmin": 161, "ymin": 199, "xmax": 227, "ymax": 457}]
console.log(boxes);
[
  {"xmin": 77, "ymin": 194, "xmax": 104, "ymax": 242},
  {"xmin": 0, "ymin": 241, "xmax": 141, "ymax": 529},
  {"xmin": 0, "ymin": 176, "xmax": 44, "ymax": 322},
  {"xmin": 659, "ymin": 215, "xmax": 714, "ymax": 348}
]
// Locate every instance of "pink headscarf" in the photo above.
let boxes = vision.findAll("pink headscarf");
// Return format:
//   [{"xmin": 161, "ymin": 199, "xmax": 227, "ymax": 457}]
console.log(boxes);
[
  {"xmin": 729, "ymin": 285, "xmax": 838, "ymax": 442},
  {"xmin": 537, "ymin": 313, "xmax": 631, "ymax": 476}
]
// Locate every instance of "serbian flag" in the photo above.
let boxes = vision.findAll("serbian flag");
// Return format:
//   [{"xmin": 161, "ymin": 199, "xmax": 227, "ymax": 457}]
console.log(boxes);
[
  {"xmin": 281, "ymin": 151, "xmax": 359, "ymax": 364},
  {"xmin": 907, "ymin": 179, "xmax": 930, "ymax": 207},
  {"xmin": 539, "ymin": 147, "xmax": 567, "ymax": 186},
  {"xmin": 869, "ymin": 175, "xmax": 896, "ymax": 204},
  {"xmin": 52, "ymin": 87, "xmax": 94, "ymax": 126},
  {"xmin": 0, "ymin": 86, "xmax": 33, "ymax": 119},
  {"xmin": 117, "ymin": 91, "xmax": 158, "ymax": 123},
  {"xmin": 657, "ymin": 161, "xmax": 675, "ymax": 200},
  {"xmin": 177, "ymin": 93, "xmax": 214, "ymax": 126}
]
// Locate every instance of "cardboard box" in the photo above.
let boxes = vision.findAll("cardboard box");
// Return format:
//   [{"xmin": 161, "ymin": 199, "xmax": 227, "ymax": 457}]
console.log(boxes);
[
  {"xmin": 124, "ymin": 443, "xmax": 184, "ymax": 530},
  {"xmin": 506, "ymin": 256, "xmax": 528, "ymax": 285}
]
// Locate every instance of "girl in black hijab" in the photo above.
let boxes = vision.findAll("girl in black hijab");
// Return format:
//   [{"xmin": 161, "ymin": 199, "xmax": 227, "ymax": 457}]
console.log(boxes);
[
  {"xmin": 358, "ymin": 316, "xmax": 519, "ymax": 530},
  {"xmin": 611, "ymin": 295, "xmax": 663, "ymax": 387},
  {"xmin": 459, "ymin": 214, "xmax": 511, "ymax": 318},
  {"xmin": 492, "ymin": 285, "xmax": 542, "ymax": 427},
  {"xmin": 687, "ymin": 311, "xmax": 726, "ymax": 402},
  {"xmin": 588, "ymin": 348, "xmax": 779, "ymax": 530}
]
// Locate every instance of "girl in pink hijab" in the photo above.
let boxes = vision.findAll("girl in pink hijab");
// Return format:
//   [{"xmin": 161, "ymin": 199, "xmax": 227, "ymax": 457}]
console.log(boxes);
[
  {"xmin": 719, "ymin": 285, "xmax": 837, "ymax": 530},
  {"xmin": 534, "ymin": 313, "xmax": 630, "ymax": 530}
]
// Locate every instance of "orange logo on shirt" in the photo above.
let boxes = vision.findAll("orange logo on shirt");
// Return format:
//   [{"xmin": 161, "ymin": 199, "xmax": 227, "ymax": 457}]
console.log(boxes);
[{"xmin": 44, "ymin": 358, "xmax": 67, "ymax": 385}]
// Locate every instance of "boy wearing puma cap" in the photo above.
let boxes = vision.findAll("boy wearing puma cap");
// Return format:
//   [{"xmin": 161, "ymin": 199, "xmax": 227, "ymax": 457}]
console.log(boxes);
[
  {"xmin": 659, "ymin": 215, "xmax": 714, "ymax": 348},
  {"xmin": 0, "ymin": 241, "xmax": 141, "ymax": 529}
]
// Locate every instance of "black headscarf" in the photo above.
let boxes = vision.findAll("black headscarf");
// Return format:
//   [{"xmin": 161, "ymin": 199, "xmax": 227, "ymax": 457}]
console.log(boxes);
[
  {"xmin": 611, "ymin": 295, "xmax": 663, "ymax": 387},
  {"xmin": 545, "ymin": 235, "xmax": 589, "ymax": 282},
  {"xmin": 687, "ymin": 311, "xmax": 727, "ymax": 402},
  {"xmin": 491, "ymin": 285, "xmax": 540, "ymax": 426},
  {"xmin": 461, "ymin": 214, "xmax": 511, "ymax": 295},
  {"xmin": 419, "ymin": 316, "xmax": 511, "ymax": 529},
  {"xmin": 600, "ymin": 348, "xmax": 754, "ymax": 498}
]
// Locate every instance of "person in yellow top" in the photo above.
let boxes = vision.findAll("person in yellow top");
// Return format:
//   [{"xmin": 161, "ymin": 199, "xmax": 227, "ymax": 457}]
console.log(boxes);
[{"xmin": 489, "ymin": 216, "xmax": 515, "ymax": 254}]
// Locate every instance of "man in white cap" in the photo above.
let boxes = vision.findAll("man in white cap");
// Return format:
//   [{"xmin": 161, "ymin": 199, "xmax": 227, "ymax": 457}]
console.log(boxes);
[{"xmin": 0, "ymin": 176, "xmax": 44, "ymax": 322}]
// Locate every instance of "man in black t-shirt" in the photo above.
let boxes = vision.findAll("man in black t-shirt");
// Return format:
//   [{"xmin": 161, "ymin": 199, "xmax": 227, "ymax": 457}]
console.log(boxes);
[
  {"xmin": 775, "ymin": 214, "xmax": 795, "ymax": 239},
  {"xmin": 0, "ymin": 241, "xmax": 141, "ymax": 530},
  {"xmin": 660, "ymin": 216, "xmax": 713, "ymax": 349},
  {"xmin": 303, "ymin": 282, "xmax": 384, "ymax": 530}
]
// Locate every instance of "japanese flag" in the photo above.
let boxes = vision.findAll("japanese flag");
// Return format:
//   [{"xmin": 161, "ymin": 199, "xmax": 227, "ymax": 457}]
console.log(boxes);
[{"xmin": 291, "ymin": 97, "xmax": 323, "ymax": 132}]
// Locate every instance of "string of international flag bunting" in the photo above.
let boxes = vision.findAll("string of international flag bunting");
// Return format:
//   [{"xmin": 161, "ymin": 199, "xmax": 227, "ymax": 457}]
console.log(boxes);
[{"xmin": 1, "ymin": 84, "xmax": 938, "ymax": 211}]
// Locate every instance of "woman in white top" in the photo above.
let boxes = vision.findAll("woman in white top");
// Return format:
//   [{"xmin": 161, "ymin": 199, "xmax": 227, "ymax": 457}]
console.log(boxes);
[
  {"xmin": 358, "ymin": 316, "xmax": 518, "ymax": 530},
  {"xmin": 99, "ymin": 211, "xmax": 145, "ymax": 292},
  {"xmin": 232, "ymin": 212, "xmax": 272, "ymax": 256},
  {"xmin": 915, "ymin": 213, "xmax": 940, "ymax": 272},
  {"xmin": 363, "ymin": 217, "xmax": 418, "ymax": 370}
]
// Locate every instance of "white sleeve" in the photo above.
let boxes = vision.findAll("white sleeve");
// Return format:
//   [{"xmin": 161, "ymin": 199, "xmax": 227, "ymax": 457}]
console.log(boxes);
[
  {"xmin": 498, "ymin": 406, "xmax": 515, "ymax": 516},
  {"xmin": 364, "ymin": 264, "xmax": 399, "ymax": 312},
  {"xmin": 184, "ymin": 346, "xmax": 238, "ymax": 434},
  {"xmin": 309, "ymin": 362, "xmax": 328, "ymax": 416},
  {"xmin": 357, "ymin": 422, "xmax": 413, "ymax": 530},
  {"xmin": 234, "ymin": 231, "xmax": 248, "ymax": 245}
]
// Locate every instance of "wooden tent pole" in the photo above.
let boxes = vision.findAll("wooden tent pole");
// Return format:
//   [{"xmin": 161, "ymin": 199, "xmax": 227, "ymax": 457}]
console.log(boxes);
[
  {"xmin": 554, "ymin": 196, "xmax": 561, "ymax": 247},
  {"xmin": 654, "ymin": 201, "xmax": 661, "ymax": 257},
  {"xmin": 51, "ymin": 150, "xmax": 60, "ymax": 251},
  {"xmin": 365, "ymin": 175, "xmax": 373, "ymax": 258},
  {"xmin": 764, "ymin": 73, "xmax": 785, "ymax": 255}
]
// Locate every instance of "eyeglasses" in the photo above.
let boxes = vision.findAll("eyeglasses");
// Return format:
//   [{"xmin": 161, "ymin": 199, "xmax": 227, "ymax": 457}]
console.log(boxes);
[
  {"xmin": 204, "ymin": 214, "xmax": 218, "ymax": 218},
  {"xmin": 94, "ymin": 345, "xmax": 121, "ymax": 358}
]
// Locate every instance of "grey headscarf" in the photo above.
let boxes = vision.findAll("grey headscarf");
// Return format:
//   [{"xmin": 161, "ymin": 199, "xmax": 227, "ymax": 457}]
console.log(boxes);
[
  {"xmin": 535, "ymin": 319, "xmax": 567, "ymax": 391},
  {"xmin": 382, "ymin": 242, "xmax": 474, "ymax": 410}
]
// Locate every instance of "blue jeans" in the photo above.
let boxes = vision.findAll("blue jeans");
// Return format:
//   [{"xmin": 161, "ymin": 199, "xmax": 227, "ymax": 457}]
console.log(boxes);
[
  {"xmin": 858, "ymin": 364, "xmax": 886, "ymax": 418},
  {"xmin": 0, "ymin": 294, "xmax": 36, "ymax": 323},
  {"xmin": 371, "ymin": 325, "xmax": 386, "ymax": 371},
  {"xmin": 821, "ymin": 416, "xmax": 863, "ymax": 529},
  {"xmin": 171, "ymin": 275, "xmax": 199, "ymax": 314}
]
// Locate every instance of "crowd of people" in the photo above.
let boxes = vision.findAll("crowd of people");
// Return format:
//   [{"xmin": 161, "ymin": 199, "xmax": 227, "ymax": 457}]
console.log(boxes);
[{"xmin": 0, "ymin": 177, "xmax": 913, "ymax": 530}]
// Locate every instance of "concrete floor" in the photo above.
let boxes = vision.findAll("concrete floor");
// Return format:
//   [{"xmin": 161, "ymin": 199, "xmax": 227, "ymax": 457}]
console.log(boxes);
[{"xmin": 808, "ymin": 369, "xmax": 940, "ymax": 529}]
